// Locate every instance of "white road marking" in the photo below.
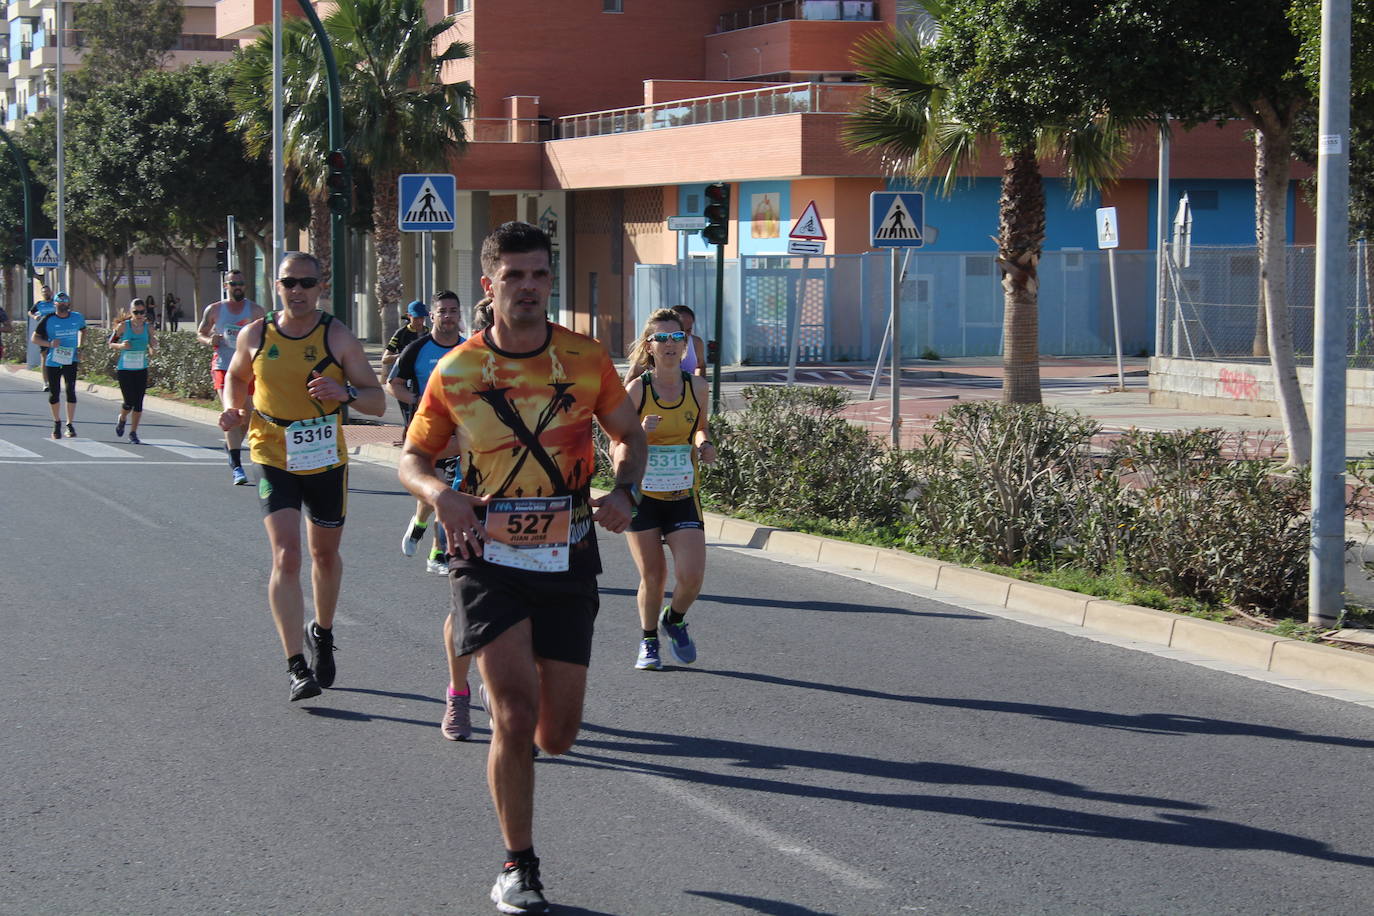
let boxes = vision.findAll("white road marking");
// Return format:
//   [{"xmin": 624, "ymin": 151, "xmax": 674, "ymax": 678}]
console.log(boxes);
[
  {"xmin": 138, "ymin": 438, "xmax": 224, "ymax": 460},
  {"xmin": 0, "ymin": 438, "xmax": 41, "ymax": 458},
  {"xmin": 52, "ymin": 438, "xmax": 140, "ymax": 459}
]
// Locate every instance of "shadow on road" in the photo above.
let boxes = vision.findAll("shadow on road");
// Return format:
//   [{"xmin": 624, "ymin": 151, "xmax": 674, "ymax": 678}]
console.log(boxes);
[
  {"xmin": 598, "ymin": 586, "xmax": 985, "ymax": 620},
  {"xmin": 561, "ymin": 722, "xmax": 1374, "ymax": 868},
  {"xmin": 684, "ymin": 891, "xmax": 842, "ymax": 915}
]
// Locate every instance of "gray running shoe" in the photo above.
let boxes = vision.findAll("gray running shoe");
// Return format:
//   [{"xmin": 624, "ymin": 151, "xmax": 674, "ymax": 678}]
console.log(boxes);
[
  {"xmin": 441, "ymin": 685, "xmax": 472, "ymax": 741},
  {"xmin": 490, "ymin": 859, "xmax": 549, "ymax": 914},
  {"xmin": 658, "ymin": 605, "xmax": 697, "ymax": 664}
]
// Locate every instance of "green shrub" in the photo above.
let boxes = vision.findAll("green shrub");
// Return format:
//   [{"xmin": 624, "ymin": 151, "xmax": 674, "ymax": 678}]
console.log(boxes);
[
  {"xmin": 701, "ymin": 385, "xmax": 918, "ymax": 532},
  {"xmin": 1, "ymin": 320, "xmax": 214, "ymax": 399},
  {"xmin": 1111, "ymin": 429, "xmax": 1317, "ymax": 615},
  {"xmin": 905, "ymin": 402, "xmax": 1111, "ymax": 566}
]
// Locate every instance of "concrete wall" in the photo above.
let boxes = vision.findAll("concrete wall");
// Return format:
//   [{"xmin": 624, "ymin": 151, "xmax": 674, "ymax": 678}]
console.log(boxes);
[{"xmin": 1149, "ymin": 356, "xmax": 1374, "ymax": 425}]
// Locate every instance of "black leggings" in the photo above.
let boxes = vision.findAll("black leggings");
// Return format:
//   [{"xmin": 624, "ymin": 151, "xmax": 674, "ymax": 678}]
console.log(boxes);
[
  {"xmin": 117, "ymin": 368, "xmax": 149, "ymax": 412},
  {"xmin": 45, "ymin": 364, "xmax": 78, "ymax": 404}
]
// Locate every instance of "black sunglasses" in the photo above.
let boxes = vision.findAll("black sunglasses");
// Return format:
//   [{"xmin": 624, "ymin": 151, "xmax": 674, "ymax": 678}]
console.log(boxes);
[
  {"xmin": 277, "ymin": 277, "xmax": 319, "ymax": 289},
  {"xmin": 228, "ymin": 281, "xmax": 245, "ymax": 287},
  {"xmin": 132, "ymin": 309, "xmax": 146, "ymax": 314}
]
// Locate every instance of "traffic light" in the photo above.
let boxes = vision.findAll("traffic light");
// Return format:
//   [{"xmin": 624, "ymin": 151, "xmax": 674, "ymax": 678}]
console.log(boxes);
[
  {"xmin": 214, "ymin": 240, "xmax": 228, "ymax": 273},
  {"xmin": 701, "ymin": 182, "xmax": 730, "ymax": 246},
  {"xmin": 326, "ymin": 149, "xmax": 351, "ymax": 215}
]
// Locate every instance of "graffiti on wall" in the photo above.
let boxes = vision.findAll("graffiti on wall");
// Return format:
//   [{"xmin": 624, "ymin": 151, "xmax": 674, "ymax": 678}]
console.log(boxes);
[{"xmin": 1218, "ymin": 367, "xmax": 1260, "ymax": 400}]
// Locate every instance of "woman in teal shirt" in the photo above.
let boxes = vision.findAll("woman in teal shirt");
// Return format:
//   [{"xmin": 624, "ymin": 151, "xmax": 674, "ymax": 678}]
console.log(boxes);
[{"xmin": 109, "ymin": 298, "xmax": 156, "ymax": 444}]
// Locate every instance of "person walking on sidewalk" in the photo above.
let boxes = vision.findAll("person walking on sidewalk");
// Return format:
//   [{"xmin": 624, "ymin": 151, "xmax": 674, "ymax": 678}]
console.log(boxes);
[
  {"xmin": 399, "ymin": 221, "xmax": 646, "ymax": 914},
  {"xmin": 199, "ymin": 269, "xmax": 264, "ymax": 485},
  {"xmin": 622, "ymin": 308, "xmax": 717, "ymax": 670},
  {"xmin": 109, "ymin": 298, "xmax": 156, "ymax": 445},
  {"xmin": 31, "ymin": 292, "xmax": 85, "ymax": 439},
  {"xmin": 217, "ymin": 252, "xmax": 385, "ymax": 703}
]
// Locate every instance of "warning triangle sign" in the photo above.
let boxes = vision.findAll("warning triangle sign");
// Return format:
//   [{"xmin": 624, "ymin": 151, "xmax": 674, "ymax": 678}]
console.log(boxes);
[
  {"xmin": 35, "ymin": 242, "xmax": 57, "ymax": 263},
  {"xmin": 788, "ymin": 200, "xmax": 826, "ymax": 240},
  {"xmin": 403, "ymin": 178, "xmax": 452, "ymax": 225},
  {"xmin": 873, "ymin": 197, "xmax": 921, "ymax": 241}
]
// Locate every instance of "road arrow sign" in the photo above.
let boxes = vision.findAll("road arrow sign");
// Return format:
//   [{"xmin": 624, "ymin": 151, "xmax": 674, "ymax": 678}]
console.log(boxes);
[
  {"xmin": 787, "ymin": 239, "xmax": 824, "ymax": 256},
  {"xmin": 398, "ymin": 174, "xmax": 457, "ymax": 232},
  {"xmin": 870, "ymin": 192, "xmax": 924, "ymax": 248},
  {"xmin": 32, "ymin": 239, "xmax": 59, "ymax": 268},
  {"xmin": 788, "ymin": 200, "xmax": 826, "ymax": 240}
]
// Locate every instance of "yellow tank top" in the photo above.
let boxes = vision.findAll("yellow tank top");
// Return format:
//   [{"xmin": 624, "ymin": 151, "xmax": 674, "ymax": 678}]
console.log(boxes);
[
  {"xmin": 638, "ymin": 370, "xmax": 702, "ymax": 500},
  {"xmin": 248, "ymin": 312, "xmax": 348, "ymax": 472}
]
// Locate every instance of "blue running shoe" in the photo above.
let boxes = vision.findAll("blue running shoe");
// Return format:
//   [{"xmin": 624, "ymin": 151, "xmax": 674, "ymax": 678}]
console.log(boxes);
[
  {"xmin": 658, "ymin": 606, "xmax": 697, "ymax": 665},
  {"xmin": 635, "ymin": 637, "xmax": 663, "ymax": 671},
  {"xmin": 232, "ymin": 466, "xmax": 249, "ymax": 486}
]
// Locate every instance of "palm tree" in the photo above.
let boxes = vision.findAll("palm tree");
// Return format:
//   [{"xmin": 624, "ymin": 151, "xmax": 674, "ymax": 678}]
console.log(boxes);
[
  {"xmin": 228, "ymin": 0, "xmax": 471, "ymax": 338},
  {"xmin": 845, "ymin": 5, "xmax": 1138, "ymax": 405},
  {"xmin": 228, "ymin": 20, "xmax": 335, "ymax": 291},
  {"xmin": 324, "ymin": 0, "xmax": 472, "ymax": 339}
]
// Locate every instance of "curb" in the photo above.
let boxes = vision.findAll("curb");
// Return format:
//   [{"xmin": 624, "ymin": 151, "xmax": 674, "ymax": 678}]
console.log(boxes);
[{"xmin": 18, "ymin": 364, "xmax": 1372, "ymax": 698}]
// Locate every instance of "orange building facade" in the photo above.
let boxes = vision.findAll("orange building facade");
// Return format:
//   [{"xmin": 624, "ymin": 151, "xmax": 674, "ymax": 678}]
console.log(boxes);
[{"xmin": 219, "ymin": 0, "xmax": 1311, "ymax": 355}]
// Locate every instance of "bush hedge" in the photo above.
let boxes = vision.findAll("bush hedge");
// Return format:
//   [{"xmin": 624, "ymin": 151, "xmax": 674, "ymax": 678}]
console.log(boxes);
[
  {"xmin": 687, "ymin": 386, "xmax": 1355, "ymax": 621},
  {"xmin": 1, "ymin": 321, "xmax": 214, "ymax": 399}
]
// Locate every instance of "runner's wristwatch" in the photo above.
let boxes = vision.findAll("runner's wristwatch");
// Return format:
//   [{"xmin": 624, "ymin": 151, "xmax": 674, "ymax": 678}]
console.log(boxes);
[
  {"xmin": 615, "ymin": 481, "xmax": 642, "ymax": 506},
  {"xmin": 343, "ymin": 384, "xmax": 358, "ymax": 405}
]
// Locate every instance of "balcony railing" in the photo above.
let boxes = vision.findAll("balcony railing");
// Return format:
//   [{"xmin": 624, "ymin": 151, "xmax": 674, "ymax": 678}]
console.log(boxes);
[
  {"xmin": 62, "ymin": 30, "xmax": 239, "ymax": 53},
  {"xmin": 555, "ymin": 81, "xmax": 866, "ymax": 140},
  {"xmin": 718, "ymin": 0, "xmax": 876, "ymax": 32},
  {"xmin": 461, "ymin": 117, "xmax": 552, "ymax": 143}
]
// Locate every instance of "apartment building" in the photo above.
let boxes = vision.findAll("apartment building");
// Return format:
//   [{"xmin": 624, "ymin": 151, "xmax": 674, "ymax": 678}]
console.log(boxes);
[{"xmin": 218, "ymin": 0, "xmax": 1310, "ymax": 358}]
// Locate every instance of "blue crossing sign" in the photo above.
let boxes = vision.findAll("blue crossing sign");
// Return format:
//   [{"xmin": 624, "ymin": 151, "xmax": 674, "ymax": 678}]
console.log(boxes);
[
  {"xmin": 398, "ymin": 174, "xmax": 457, "ymax": 232},
  {"xmin": 31, "ymin": 238, "xmax": 60, "ymax": 268},
  {"xmin": 869, "ymin": 192, "xmax": 924, "ymax": 248}
]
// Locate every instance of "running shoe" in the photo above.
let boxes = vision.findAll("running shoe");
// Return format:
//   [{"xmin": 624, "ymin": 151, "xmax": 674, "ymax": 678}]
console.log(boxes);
[
  {"xmin": 288, "ymin": 660, "xmax": 321, "ymax": 702},
  {"xmin": 51, "ymin": 421, "xmax": 61, "ymax": 440},
  {"xmin": 490, "ymin": 858, "xmax": 549, "ymax": 915},
  {"xmin": 401, "ymin": 518, "xmax": 427, "ymax": 557},
  {"xmin": 441, "ymin": 685, "xmax": 472, "ymax": 741},
  {"xmin": 64, "ymin": 423, "xmax": 76, "ymax": 438},
  {"xmin": 114, "ymin": 418, "xmax": 125, "ymax": 437},
  {"xmin": 307, "ymin": 622, "xmax": 336, "ymax": 688},
  {"xmin": 231, "ymin": 466, "xmax": 249, "ymax": 486},
  {"xmin": 426, "ymin": 552, "xmax": 450, "ymax": 575},
  {"xmin": 635, "ymin": 637, "xmax": 663, "ymax": 671},
  {"xmin": 658, "ymin": 606, "xmax": 697, "ymax": 665},
  {"xmin": 128, "ymin": 431, "xmax": 141, "ymax": 445}
]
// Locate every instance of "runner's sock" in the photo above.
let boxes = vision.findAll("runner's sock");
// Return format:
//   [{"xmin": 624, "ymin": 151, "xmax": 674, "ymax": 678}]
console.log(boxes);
[
  {"xmin": 227, "ymin": 447, "xmax": 243, "ymax": 470},
  {"xmin": 286, "ymin": 653, "xmax": 307, "ymax": 671},
  {"xmin": 665, "ymin": 608, "xmax": 686, "ymax": 626},
  {"xmin": 504, "ymin": 846, "xmax": 536, "ymax": 867},
  {"xmin": 448, "ymin": 684, "xmax": 469, "ymax": 697},
  {"xmin": 642, "ymin": 628, "xmax": 658, "ymax": 640}
]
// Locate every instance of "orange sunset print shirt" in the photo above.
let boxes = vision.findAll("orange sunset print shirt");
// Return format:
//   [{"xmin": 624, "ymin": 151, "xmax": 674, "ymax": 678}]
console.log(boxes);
[{"xmin": 407, "ymin": 323, "xmax": 627, "ymax": 569}]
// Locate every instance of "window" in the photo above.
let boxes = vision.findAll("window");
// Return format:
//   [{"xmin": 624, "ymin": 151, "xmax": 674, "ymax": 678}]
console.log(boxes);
[
  {"xmin": 603, "ymin": 0, "xmax": 623, "ymax": 11},
  {"xmin": 964, "ymin": 255, "xmax": 994, "ymax": 277},
  {"xmin": 1183, "ymin": 189, "xmax": 1219, "ymax": 210}
]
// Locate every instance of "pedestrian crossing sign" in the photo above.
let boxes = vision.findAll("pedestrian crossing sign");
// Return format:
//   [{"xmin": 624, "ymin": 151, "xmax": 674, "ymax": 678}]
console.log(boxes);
[
  {"xmin": 32, "ymin": 238, "xmax": 60, "ymax": 268},
  {"xmin": 869, "ymin": 192, "xmax": 924, "ymax": 248},
  {"xmin": 398, "ymin": 174, "xmax": 457, "ymax": 232}
]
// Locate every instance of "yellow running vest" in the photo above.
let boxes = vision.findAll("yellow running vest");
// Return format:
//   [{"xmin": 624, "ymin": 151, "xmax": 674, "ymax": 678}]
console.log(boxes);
[
  {"xmin": 248, "ymin": 312, "xmax": 348, "ymax": 473},
  {"xmin": 638, "ymin": 370, "xmax": 702, "ymax": 501}
]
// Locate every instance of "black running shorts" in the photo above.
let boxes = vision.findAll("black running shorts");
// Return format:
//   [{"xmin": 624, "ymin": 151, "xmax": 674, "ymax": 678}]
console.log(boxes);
[
  {"xmin": 257, "ymin": 463, "xmax": 348, "ymax": 528},
  {"xmin": 628, "ymin": 493, "xmax": 704, "ymax": 535},
  {"xmin": 449, "ymin": 563, "xmax": 599, "ymax": 666}
]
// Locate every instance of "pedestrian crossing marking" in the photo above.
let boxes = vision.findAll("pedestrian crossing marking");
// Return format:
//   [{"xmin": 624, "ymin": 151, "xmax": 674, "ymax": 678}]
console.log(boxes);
[
  {"xmin": 402, "ymin": 178, "xmax": 452, "ymax": 225},
  {"xmin": 873, "ymin": 197, "xmax": 921, "ymax": 241},
  {"xmin": 138, "ymin": 438, "xmax": 224, "ymax": 460},
  {"xmin": 0, "ymin": 438, "xmax": 41, "ymax": 458},
  {"xmin": 54, "ymin": 439, "xmax": 141, "ymax": 459}
]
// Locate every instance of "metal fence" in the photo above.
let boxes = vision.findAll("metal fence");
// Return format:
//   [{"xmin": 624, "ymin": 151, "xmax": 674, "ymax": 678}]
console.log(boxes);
[
  {"xmin": 633, "ymin": 249, "xmax": 1160, "ymax": 366},
  {"xmin": 1161, "ymin": 243, "xmax": 1374, "ymax": 366}
]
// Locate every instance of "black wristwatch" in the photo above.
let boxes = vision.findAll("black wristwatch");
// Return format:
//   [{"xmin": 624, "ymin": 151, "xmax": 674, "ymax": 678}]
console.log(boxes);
[
  {"xmin": 615, "ymin": 481, "xmax": 642, "ymax": 506},
  {"xmin": 343, "ymin": 384, "xmax": 358, "ymax": 405}
]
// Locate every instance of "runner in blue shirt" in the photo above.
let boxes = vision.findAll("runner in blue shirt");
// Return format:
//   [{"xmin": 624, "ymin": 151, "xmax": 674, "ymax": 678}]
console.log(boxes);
[{"xmin": 32, "ymin": 292, "xmax": 86, "ymax": 439}]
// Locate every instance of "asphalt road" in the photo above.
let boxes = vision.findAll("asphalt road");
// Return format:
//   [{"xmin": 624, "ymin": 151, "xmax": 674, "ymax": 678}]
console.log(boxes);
[{"xmin": 4, "ymin": 369, "xmax": 1374, "ymax": 915}]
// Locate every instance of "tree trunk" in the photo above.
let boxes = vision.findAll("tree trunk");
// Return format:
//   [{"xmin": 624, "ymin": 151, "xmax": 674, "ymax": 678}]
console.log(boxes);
[
  {"xmin": 309, "ymin": 193, "xmax": 332, "ymax": 297},
  {"xmin": 997, "ymin": 146, "xmax": 1045, "ymax": 404},
  {"xmin": 372, "ymin": 173, "xmax": 403, "ymax": 341},
  {"xmin": 1255, "ymin": 119, "xmax": 1311, "ymax": 467},
  {"xmin": 1251, "ymin": 144, "xmax": 1269, "ymax": 357},
  {"xmin": 123, "ymin": 252, "xmax": 138, "ymax": 305}
]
